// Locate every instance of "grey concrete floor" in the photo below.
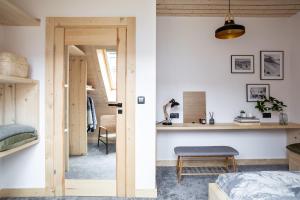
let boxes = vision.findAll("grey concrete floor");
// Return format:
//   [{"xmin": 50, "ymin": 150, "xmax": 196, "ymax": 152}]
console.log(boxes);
[
  {"xmin": 65, "ymin": 143, "xmax": 116, "ymax": 180},
  {"xmin": 1, "ymin": 165, "xmax": 288, "ymax": 200}
]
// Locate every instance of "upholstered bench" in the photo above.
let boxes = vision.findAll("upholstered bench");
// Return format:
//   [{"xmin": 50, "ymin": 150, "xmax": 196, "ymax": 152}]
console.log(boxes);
[
  {"xmin": 287, "ymin": 143, "xmax": 300, "ymax": 171},
  {"xmin": 174, "ymin": 146, "xmax": 239, "ymax": 182}
]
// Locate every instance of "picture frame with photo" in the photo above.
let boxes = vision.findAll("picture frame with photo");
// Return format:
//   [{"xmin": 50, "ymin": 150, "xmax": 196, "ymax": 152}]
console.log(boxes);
[
  {"xmin": 260, "ymin": 51, "xmax": 284, "ymax": 80},
  {"xmin": 231, "ymin": 55, "xmax": 254, "ymax": 74},
  {"xmin": 246, "ymin": 84, "xmax": 270, "ymax": 102}
]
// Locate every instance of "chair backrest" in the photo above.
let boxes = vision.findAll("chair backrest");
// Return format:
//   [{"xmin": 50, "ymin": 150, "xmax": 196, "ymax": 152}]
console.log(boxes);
[{"xmin": 100, "ymin": 115, "xmax": 116, "ymax": 132}]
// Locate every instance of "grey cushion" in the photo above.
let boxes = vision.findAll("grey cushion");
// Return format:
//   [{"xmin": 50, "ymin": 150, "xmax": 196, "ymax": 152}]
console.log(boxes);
[
  {"xmin": 174, "ymin": 146, "xmax": 239, "ymax": 156},
  {"xmin": 0, "ymin": 124, "xmax": 36, "ymax": 141}
]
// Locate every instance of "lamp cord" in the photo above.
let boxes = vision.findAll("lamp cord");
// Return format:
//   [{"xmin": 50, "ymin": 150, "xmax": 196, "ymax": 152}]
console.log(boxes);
[{"xmin": 229, "ymin": 0, "xmax": 231, "ymax": 14}]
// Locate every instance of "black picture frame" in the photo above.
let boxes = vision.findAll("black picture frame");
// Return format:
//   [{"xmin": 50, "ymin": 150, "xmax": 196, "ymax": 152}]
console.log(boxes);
[
  {"xmin": 231, "ymin": 55, "xmax": 255, "ymax": 74},
  {"xmin": 260, "ymin": 51, "xmax": 284, "ymax": 80},
  {"xmin": 246, "ymin": 84, "xmax": 270, "ymax": 102}
]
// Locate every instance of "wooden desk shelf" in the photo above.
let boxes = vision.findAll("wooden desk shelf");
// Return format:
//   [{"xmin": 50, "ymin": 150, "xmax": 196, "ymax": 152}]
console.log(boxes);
[
  {"xmin": 0, "ymin": 140, "xmax": 39, "ymax": 158},
  {"xmin": 157, "ymin": 123, "xmax": 300, "ymax": 145},
  {"xmin": 0, "ymin": 75, "xmax": 39, "ymax": 84},
  {"xmin": 157, "ymin": 123, "xmax": 300, "ymax": 131}
]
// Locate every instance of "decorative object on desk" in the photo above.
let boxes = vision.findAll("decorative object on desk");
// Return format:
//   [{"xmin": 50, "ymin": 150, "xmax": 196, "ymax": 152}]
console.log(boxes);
[
  {"xmin": 199, "ymin": 118, "xmax": 206, "ymax": 124},
  {"xmin": 255, "ymin": 96, "xmax": 287, "ymax": 122},
  {"xmin": 231, "ymin": 55, "xmax": 254, "ymax": 74},
  {"xmin": 279, "ymin": 113, "xmax": 288, "ymax": 125},
  {"xmin": 183, "ymin": 91, "xmax": 206, "ymax": 123},
  {"xmin": 234, "ymin": 116, "xmax": 260, "ymax": 125},
  {"xmin": 247, "ymin": 113, "xmax": 253, "ymax": 118},
  {"xmin": 260, "ymin": 51, "xmax": 284, "ymax": 80},
  {"xmin": 240, "ymin": 110, "xmax": 246, "ymax": 118},
  {"xmin": 246, "ymin": 84, "xmax": 270, "ymax": 102},
  {"xmin": 209, "ymin": 112, "xmax": 215, "ymax": 125},
  {"xmin": 162, "ymin": 98, "xmax": 180, "ymax": 125}
]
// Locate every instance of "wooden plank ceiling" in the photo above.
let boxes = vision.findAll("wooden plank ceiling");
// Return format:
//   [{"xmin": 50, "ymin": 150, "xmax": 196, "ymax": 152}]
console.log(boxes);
[{"xmin": 157, "ymin": 0, "xmax": 300, "ymax": 17}]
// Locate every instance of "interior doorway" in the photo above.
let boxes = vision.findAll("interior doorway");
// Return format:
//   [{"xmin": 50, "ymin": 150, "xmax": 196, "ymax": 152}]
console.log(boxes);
[
  {"xmin": 45, "ymin": 18, "xmax": 136, "ymax": 197},
  {"xmin": 64, "ymin": 46, "xmax": 118, "ymax": 181}
]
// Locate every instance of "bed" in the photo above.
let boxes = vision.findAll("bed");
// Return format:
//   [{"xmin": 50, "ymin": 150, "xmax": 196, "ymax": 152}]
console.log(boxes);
[
  {"xmin": 0, "ymin": 124, "xmax": 38, "ymax": 152},
  {"xmin": 209, "ymin": 171, "xmax": 300, "ymax": 200}
]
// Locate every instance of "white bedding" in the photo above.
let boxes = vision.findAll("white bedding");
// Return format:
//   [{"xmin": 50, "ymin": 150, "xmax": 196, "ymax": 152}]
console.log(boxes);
[{"xmin": 216, "ymin": 171, "xmax": 300, "ymax": 200}]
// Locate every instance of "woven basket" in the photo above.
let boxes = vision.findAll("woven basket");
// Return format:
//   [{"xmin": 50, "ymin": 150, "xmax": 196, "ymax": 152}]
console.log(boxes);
[{"xmin": 0, "ymin": 52, "xmax": 29, "ymax": 78}]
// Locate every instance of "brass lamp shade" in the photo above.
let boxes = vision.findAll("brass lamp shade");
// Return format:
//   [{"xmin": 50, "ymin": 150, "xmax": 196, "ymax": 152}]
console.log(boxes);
[{"xmin": 215, "ymin": 19, "xmax": 245, "ymax": 39}]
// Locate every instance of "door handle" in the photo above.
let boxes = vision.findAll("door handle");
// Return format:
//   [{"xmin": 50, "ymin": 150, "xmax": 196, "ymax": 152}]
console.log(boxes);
[{"xmin": 108, "ymin": 102, "xmax": 122, "ymax": 108}]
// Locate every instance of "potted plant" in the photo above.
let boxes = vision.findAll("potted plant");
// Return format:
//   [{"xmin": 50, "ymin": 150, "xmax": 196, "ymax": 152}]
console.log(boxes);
[{"xmin": 255, "ymin": 96, "xmax": 287, "ymax": 124}]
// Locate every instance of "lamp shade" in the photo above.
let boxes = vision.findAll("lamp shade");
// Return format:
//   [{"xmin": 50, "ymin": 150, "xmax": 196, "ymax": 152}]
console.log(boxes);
[{"xmin": 215, "ymin": 19, "xmax": 245, "ymax": 39}]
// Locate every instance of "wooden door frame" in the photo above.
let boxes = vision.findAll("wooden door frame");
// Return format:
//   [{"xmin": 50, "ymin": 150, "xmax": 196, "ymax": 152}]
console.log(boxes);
[{"xmin": 45, "ymin": 17, "xmax": 136, "ymax": 197}]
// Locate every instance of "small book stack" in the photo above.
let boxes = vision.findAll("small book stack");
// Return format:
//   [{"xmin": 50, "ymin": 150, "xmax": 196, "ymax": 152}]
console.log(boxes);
[{"xmin": 234, "ymin": 116, "xmax": 260, "ymax": 125}]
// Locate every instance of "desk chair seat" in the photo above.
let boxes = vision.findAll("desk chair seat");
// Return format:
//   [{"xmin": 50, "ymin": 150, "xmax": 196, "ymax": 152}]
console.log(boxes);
[{"xmin": 98, "ymin": 115, "xmax": 116, "ymax": 154}]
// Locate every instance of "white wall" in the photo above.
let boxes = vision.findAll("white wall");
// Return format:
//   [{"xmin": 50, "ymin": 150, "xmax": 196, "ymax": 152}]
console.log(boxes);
[
  {"xmin": 156, "ymin": 16, "xmax": 295, "ymax": 161},
  {"xmin": 1, "ymin": 0, "xmax": 156, "ymax": 190},
  {"xmin": 290, "ymin": 12, "xmax": 300, "ymax": 122}
]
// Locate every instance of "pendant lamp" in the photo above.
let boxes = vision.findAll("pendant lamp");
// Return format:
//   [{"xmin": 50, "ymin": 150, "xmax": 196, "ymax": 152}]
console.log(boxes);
[{"xmin": 215, "ymin": 0, "xmax": 245, "ymax": 39}]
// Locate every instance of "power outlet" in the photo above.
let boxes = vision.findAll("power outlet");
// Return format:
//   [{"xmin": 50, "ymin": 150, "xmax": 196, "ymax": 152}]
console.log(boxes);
[{"xmin": 170, "ymin": 113, "xmax": 179, "ymax": 119}]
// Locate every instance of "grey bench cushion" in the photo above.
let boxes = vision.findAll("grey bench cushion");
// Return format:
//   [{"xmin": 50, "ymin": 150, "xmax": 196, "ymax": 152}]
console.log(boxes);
[{"xmin": 174, "ymin": 146, "xmax": 239, "ymax": 156}]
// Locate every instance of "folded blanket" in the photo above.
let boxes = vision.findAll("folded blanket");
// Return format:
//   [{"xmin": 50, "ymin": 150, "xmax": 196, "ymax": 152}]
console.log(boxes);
[
  {"xmin": 0, "ymin": 124, "xmax": 36, "ymax": 141},
  {"xmin": 216, "ymin": 171, "xmax": 300, "ymax": 200}
]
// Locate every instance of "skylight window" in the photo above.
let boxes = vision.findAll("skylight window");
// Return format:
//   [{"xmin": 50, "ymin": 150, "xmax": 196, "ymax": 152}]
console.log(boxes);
[{"xmin": 96, "ymin": 49, "xmax": 117, "ymax": 102}]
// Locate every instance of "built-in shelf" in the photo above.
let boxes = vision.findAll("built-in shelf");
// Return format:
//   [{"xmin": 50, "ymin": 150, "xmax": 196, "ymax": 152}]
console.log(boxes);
[
  {"xmin": 0, "ymin": 140, "xmax": 39, "ymax": 158},
  {"xmin": 157, "ymin": 123, "xmax": 300, "ymax": 131},
  {"xmin": 0, "ymin": 0, "xmax": 40, "ymax": 26},
  {"xmin": 0, "ymin": 75, "xmax": 38, "ymax": 84}
]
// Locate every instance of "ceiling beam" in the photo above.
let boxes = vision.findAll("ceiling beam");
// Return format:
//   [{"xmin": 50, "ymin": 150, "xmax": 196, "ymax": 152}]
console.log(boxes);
[
  {"xmin": 157, "ymin": 0, "xmax": 300, "ymax": 17},
  {"xmin": 157, "ymin": 4, "xmax": 300, "ymax": 10},
  {"xmin": 157, "ymin": 0, "xmax": 300, "ymax": 6}
]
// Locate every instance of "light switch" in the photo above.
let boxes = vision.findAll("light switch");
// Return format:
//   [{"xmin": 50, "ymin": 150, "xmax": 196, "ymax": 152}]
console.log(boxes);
[{"xmin": 137, "ymin": 96, "xmax": 145, "ymax": 104}]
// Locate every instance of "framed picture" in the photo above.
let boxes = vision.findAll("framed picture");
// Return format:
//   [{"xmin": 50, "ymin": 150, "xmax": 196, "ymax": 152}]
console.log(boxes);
[
  {"xmin": 246, "ymin": 84, "xmax": 270, "ymax": 102},
  {"xmin": 260, "ymin": 51, "xmax": 284, "ymax": 80},
  {"xmin": 231, "ymin": 55, "xmax": 254, "ymax": 73}
]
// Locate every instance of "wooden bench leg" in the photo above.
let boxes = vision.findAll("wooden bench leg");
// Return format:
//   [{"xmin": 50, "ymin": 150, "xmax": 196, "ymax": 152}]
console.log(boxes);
[
  {"xmin": 225, "ymin": 157, "xmax": 229, "ymax": 172},
  {"xmin": 230, "ymin": 156, "xmax": 237, "ymax": 172},
  {"xmin": 233, "ymin": 157, "xmax": 238, "ymax": 172},
  {"xmin": 178, "ymin": 156, "xmax": 183, "ymax": 183},
  {"xmin": 176, "ymin": 156, "xmax": 180, "ymax": 175}
]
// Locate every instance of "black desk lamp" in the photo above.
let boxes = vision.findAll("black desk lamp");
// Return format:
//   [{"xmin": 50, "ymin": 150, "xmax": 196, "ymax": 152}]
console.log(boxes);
[{"xmin": 162, "ymin": 99, "xmax": 180, "ymax": 125}]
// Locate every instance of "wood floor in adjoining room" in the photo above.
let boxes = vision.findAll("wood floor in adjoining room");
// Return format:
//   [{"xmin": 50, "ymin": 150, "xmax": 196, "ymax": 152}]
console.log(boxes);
[{"xmin": 1, "ymin": 165, "xmax": 288, "ymax": 200}]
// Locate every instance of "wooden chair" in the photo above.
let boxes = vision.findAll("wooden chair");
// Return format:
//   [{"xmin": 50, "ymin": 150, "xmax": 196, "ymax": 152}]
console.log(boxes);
[{"xmin": 98, "ymin": 115, "xmax": 116, "ymax": 154}]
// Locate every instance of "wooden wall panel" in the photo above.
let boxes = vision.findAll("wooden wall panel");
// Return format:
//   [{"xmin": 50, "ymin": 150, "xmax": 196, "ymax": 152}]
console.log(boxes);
[
  {"xmin": 15, "ymin": 84, "xmax": 39, "ymax": 128},
  {"xmin": 183, "ymin": 91, "xmax": 206, "ymax": 123},
  {"xmin": 65, "ymin": 28, "xmax": 117, "ymax": 46},
  {"xmin": 53, "ymin": 27, "xmax": 65, "ymax": 196},
  {"xmin": 116, "ymin": 28, "xmax": 126, "ymax": 196},
  {"xmin": 64, "ymin": 46, "xmax": 70, "ymax": 172},
  {"xmin": 4, "ymin": 84, "xmax": 16, "ymax": 124},
  {"xmin": 69, "ymin": 56, "xmax": 87, "ymax": 155}
]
